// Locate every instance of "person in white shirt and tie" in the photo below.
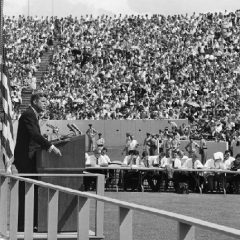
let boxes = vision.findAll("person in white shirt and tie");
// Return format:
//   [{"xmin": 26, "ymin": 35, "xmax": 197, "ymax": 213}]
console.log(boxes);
[
  {"xmin": 172, "ymin": 151, "xmax": 195, "ymax": 193},
  {"xmin": 97, "ymin": 147, "xmax": 111, "ymax": 166},
  {"xmin": 223, "ymin": 150, "xmax": 235, "ymax": 170},
  {"xmin": 204, "ymin": 152, "xmax": 225, "ymax": 192},
  {"xmin": 97, "ymin": 148, "xmax": 114, "ymax": 188}
]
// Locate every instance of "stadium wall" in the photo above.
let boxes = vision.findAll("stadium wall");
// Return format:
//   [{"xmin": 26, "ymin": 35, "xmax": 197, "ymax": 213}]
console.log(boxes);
[
  {"xmin": 13, "ymin": 119, "xmax": 189, "ymax": 147},
  {"xmin": 11, "ymin": 119, "xmax": 230, "ymax": 161}
]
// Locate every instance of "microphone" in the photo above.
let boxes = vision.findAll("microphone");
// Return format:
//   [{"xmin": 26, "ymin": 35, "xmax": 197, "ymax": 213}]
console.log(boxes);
[
  {"xmin": 67, "ymin": 123, "xmax": 77, "ymax": 135},
  {"xmin": 46, "ymin": 123, "xmax": 59, "ymax": 132},
  {"xmin": 71, "ymin": 123, "xmax": 82, "ymax": 135}
]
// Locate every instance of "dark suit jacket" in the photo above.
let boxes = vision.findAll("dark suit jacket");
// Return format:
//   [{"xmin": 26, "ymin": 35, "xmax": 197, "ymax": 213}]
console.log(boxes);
[{"xmin": 14, "ymin": 107, "xmax": 52, "ymax": 173}]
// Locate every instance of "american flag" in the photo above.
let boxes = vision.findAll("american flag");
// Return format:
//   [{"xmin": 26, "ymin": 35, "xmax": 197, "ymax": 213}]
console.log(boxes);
[
  {"xmin": 0, "ymin": 0, "xmax": 14, "ymax": 174},
  {"xmin": 1, "ymin": 58, "xmax": 14, "ymax": 174}
]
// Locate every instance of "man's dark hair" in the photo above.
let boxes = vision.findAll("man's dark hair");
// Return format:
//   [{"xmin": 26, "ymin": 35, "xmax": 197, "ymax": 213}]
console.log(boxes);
[
  {"xmin": 224, "ymin": 150, "xmax": 231, "ymax": 155},
  {"xmin": 30, "ymin": 92, "xmax": 47, "ymax": 106},
  {"xmin": 102, "ymin": 147, "xmax": 107, "ymax": 152}
]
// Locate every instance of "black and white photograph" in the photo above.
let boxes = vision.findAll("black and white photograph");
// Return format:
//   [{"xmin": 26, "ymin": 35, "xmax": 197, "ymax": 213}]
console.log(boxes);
[{"xmin": 0, "ymin": 0, "xmax": 240, "ymax": 239}]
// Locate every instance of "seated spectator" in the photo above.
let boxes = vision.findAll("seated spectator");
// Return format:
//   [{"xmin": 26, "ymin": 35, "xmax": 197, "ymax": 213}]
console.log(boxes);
[
  {"xmin": 213, "ymin": 152, "xmax": 225, "ymax": 169},
  {"xmin": 85, "ymin": 153, "xmax": 97, "ymax": 166},
  {"xmin": 85, "ymin": 152, "xmax": 91, "ymax": 166},
  {"xmin": 204, "ymin": 152, "xmax": 225, "ymax": 192},
  {"xmin": 122, "ymin": 151, "xmax": 144, "ymax": 191},
  {"xmin": 123, "ymin": 150, "xmax": 143, "ymax": 167},
  {"xmin": 97, "ymin": 147, "xmax": 111, "ymax": 166},
  {"xmin": 223, "ymin": 150, "xmax": 235, "ymax": 170},
  {"xmin": 160, "ymin": 152, "xmax": 171, "ymax": 168},
  {"xmin": 230, "ymin": 154, "xmax": 240, "ymax": 193},
  {"xmin": 172, "ymin": 151, "xmax": 195, "ymax": 192},
  {"xmin": 181, "ymin": 156, "xmax": 193, "ymax": 169},
  {"xmin": 194, "ymin": 159, "xmax": 204, "ymax": 169},
  {"xmin": 147, "ymin": 155, "xmax": 160, "ymax": 167},
  {"xmin": 139, "ymin": 151, "xmax": 162, "ymax": 191},
  {"xmin": 226, "ymin": 154, "xmax": 240, "ymax": 193},
  {"xmin": 172, "ymin": 151, "xmax": 182, "ymax": 169},
  {"xmin": 204, "ymin": 158, "xmax": 215, "ymax": 169}
]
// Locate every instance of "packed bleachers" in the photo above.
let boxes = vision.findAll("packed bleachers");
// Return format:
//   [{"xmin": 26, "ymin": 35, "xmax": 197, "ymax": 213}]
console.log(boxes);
[{"xmin": 4, "ymin": 11, "xmax": 240, "ymax": 142}]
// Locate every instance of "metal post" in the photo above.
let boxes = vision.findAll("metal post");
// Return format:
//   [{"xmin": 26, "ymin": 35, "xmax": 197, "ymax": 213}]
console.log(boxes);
[
  {"xmin": 52, "ymin": 0, "xmax": 54, "ymax": 17},
  {"xmin": 28, "ymin": 0, "xmax": 29, "ymax": 17}
]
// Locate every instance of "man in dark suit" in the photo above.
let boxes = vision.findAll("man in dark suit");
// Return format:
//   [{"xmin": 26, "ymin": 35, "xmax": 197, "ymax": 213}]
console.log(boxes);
[{"xmin": 14, "ymin": 92, "xmax": 62, "ymax": 231}]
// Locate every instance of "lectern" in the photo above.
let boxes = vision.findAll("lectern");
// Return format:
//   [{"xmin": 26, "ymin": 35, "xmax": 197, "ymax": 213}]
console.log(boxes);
[{"xmin": 36, "ymin": 135, "xmax": 85, "ymax": 232}]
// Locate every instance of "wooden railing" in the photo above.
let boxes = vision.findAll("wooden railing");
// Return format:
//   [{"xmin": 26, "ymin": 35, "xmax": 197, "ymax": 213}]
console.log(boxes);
[
  {"xmin": 0, "ymin": 173, "xmax": 105, "ymax": 240},
  {"xmin": 1, "ymin": 173, "xmax": 240, "ymax": 240}
]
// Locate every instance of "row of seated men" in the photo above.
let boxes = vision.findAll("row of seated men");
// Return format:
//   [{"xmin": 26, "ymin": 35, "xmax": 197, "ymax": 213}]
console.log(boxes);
[{"xmin": 85, "ymin": 148, "xmax": 240, "ymax": 193}]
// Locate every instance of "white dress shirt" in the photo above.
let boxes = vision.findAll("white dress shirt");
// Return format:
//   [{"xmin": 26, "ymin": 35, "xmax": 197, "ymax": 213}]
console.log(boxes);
[
  {"xmin": 98, "ymin": 154, "xmax": 111, "ymax": 166},
  {"xmin": 173, "ymin": 157, "xmax": 182, "ymax": 169},
  {"xmin": 160, "ymin": 157, "xmax": 171, "ymax": 168}
]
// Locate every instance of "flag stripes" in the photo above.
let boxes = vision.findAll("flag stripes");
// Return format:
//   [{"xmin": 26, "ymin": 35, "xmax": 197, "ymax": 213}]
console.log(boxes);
[
  {"xmin": 1, "ymin": 66, "xmax": 14, "ymax": 163},
  {"xmin": 0, "ymin": 0, "xmax": 14, "ymax": 171}
]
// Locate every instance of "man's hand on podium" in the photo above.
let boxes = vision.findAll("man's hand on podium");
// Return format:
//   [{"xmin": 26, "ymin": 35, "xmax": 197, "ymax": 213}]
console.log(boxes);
[
  {"xmin": 49, "ymin": 145, "xmax": 62, "ymax": 157},
  {"xmin": 52, "ymin": 145, "xmax": 62, "ymax": 157}
]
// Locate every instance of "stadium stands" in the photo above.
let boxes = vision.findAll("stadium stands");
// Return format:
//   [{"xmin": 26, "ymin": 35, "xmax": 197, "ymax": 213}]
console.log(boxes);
[{"xmin": 3, "ymin": 11, "xmax": 240, "ymax": 143}]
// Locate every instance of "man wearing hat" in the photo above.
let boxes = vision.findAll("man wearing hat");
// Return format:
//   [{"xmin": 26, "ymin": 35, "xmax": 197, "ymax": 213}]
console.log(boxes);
[
  {"xmin": 96, "ymin": 133, "xmax": 105, "ymax": 154},
  {"xmin": 86, "ymin": 124, "xmax": 98, "ymax": 152}
]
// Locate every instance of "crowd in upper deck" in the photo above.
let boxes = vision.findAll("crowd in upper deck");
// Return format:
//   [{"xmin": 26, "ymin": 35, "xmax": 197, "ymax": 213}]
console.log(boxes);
[{"xmin": 4, "ymin": 10, "xmax": 240, "ymax": 141}]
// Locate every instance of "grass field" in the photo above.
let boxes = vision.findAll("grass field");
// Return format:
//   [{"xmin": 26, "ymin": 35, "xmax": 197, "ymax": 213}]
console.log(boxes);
[{"xmin": 94, "ymin": 192, "xmax": 240, "ymax": 240}]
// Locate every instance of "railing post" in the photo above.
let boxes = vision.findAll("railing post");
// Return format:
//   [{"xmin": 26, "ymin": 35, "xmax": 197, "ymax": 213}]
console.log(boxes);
[
  {"xmin": 24, "ymin": 182, "xmax": 34, "ymax": 240},
  {"xmin": 119, "ymin": 207, "xmax": 133, "ymax": 240},
  {"xmin": 77, "ymin": 196, "xmax": 90, "ymax": 240},
  {"xmin": 0, "ymin": 176, "xmax": 8, "ymax": 236},
  {"xmin": 9, "ymin": 179, "xmax": 19, "ymax": 240},
  {"xmin": 47, "ymin": 189, "xmax": 59, "ymax": 240},
  {"xmin": 95, "ymin": 174, "xmax": 104, "ymax": 237},
  {"xmin": 178, "ymin": 222, "xmax": 195, "ymax": 240}
]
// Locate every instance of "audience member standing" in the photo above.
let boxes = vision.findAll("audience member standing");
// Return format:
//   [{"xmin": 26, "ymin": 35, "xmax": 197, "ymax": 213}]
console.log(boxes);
[
  {"xmin": 86, "ymin": 124, "xmax": 98, "ymax": 152},
  {"xmin": 96, "ymin": 132, "xmax": 105, "ymax": 153},
  {"xmin": 185, "ymin": 136, "xmax": 200, "ymax": 162},
  {"xmin": 199, "ymin": 135, "xmax": 208, "ymax": 164}
]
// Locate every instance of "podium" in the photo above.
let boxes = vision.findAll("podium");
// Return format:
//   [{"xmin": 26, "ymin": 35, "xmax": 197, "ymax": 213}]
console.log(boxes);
[
  {"xmin": 37, "ymin": 135, "xmax": 85, "ymax": 172},
  {"xmin": 36, "ymin": 135, "xmax": 85, "ymax": 232}
]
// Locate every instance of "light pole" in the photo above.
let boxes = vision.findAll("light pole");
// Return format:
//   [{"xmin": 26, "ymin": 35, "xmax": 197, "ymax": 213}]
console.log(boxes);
[
  {"xmin": 28, "ymin": 0, "xmax": 29, "ymax": 16},
  {"xmin": 52, "ymin": 0, "xmax": 54, "ymax": 17}
]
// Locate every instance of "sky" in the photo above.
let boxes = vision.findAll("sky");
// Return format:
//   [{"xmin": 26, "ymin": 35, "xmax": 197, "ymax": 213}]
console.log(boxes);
[{"xmin": 3, "ymin": 0, "xmax": 240, "ymax": 17}]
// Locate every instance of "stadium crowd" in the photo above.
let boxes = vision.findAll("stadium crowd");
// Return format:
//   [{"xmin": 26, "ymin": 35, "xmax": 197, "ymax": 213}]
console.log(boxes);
[{"xmin": 4, "ymin": 11, "xmax": 240, "ymax": 142}]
